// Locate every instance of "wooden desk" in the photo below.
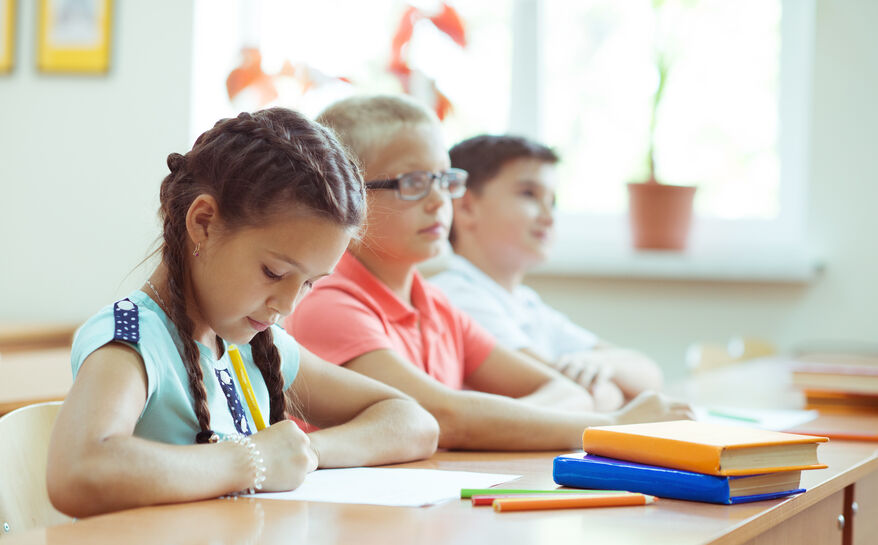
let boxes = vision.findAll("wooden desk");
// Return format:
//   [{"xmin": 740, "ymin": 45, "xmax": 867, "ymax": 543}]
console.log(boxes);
[
  {"xmin": 0, "ymin": 349, "xmax": 72, "ymax": 415},
  {"xmin": 4, "ymin": 359, "xmax": 877, "ymax": 545},
  {"xmin": 0, "ymin": 324, "xmax": 76, "ymax": 353}
]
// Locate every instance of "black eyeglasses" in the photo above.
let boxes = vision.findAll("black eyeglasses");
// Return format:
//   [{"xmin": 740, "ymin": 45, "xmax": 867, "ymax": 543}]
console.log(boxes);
[{"xmin": 365, "ymin": 168, "xmax": 468, "ymax": 201}]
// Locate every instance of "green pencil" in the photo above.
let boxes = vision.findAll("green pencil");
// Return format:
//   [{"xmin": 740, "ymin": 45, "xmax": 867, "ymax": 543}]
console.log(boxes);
[{"xmin": 460, "ymin": 488, "xmax": 622, "ymax": 499}]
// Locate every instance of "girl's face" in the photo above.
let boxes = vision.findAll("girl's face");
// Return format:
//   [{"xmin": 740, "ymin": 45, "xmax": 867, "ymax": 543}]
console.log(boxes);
[
  {"xmin": 359, "ymin": 122, "xmax": 453, "ymax": 265},
  {"xmin": 190, "ymin": 207, "xmax": 351, "ymax": 345},
  {"xmin": 459, "ymin": 158, "xmax": 558, "ymax": 271}
]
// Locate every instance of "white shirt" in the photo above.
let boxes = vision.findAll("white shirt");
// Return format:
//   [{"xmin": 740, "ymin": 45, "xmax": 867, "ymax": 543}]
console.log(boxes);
[{"xmin": 429, "ymin": 254, "xmax": 598, "ymax": 362}]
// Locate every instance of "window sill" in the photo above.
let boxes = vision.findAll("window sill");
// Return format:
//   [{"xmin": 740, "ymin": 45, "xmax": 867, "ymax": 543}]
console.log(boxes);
[{"xmin": 532, "ymin": 245, "xmax": 824, "ymax": 283}]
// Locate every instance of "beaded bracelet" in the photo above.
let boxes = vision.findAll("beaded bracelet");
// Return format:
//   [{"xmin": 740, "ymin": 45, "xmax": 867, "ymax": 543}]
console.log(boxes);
[{"xmin": 221, "ymin": 434, "xmax": 267, "ymax": 495}]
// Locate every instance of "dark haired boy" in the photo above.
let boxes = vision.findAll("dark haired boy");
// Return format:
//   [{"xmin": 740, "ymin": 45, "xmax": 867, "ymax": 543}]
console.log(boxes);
[{"xmin": 430, "ymin": 135, "xmax": 663, "ymax": 409}]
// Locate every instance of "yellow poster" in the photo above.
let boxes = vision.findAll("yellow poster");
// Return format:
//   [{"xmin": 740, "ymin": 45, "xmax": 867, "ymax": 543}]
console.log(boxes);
[{"xmin": 37, "ymin": 0, "xmax": 112, "ymax": 73}]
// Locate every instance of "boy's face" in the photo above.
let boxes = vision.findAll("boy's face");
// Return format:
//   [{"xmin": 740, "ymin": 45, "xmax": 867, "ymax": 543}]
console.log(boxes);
[
  {"xmin": 459, "ymin": 158, "xmax": 558, "ymax": 270},
  {"xmin": 360, "ymin": 122, "xmax": 453, "ymax": 265}
]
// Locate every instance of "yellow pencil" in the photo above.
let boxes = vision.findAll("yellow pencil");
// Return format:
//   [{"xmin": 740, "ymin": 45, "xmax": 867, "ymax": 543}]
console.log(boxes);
[{"xmin": 227, "ymin": 344, "xmax": 267, "ymax": 431}]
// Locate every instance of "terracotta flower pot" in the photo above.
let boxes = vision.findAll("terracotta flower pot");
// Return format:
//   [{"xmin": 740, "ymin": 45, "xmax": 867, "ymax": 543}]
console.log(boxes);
[{"xmin": 627, "ymin": 182, "xmax": 696, "ymax": 251}]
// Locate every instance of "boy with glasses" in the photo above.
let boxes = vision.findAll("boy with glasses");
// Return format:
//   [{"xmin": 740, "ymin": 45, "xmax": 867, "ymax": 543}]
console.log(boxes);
[{"xmin": 286, "ymin": 95, "xmax": 691, "ymax": 450}]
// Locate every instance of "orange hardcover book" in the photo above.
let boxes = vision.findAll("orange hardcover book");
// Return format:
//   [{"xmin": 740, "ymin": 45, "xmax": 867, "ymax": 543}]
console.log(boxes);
[
  {"xmin": 582, "ymin": 420, "xmax": 828, "ymax": 476},
  {"xmin": 804, "ymin": 389, "xmax": 878, "ymax": 414}
]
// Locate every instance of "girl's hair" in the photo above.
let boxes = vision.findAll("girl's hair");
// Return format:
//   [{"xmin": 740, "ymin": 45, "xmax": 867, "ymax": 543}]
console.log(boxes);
[
  {"xmin": 158, "ymin": 108, "xmax": 365, "ymax": 441},
  {"xmin": 316, "ymin": 95, "xmax": 438, "ymax": 171}
]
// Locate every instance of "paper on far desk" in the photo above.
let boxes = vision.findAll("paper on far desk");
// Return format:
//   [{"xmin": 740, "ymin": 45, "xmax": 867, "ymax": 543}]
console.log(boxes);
[
  {"xmin": 695, "ymin": 405, "xmax": 818, "ymax": 431},
  {"xmin": 247, "ymin": 467, "xmax": 520, "ymax": 507}
]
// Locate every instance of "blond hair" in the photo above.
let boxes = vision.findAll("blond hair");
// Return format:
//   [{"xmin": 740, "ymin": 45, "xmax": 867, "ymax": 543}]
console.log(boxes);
[{"xmin": 316, "ymin": 95, "xmax": 438, "ymax": 170}]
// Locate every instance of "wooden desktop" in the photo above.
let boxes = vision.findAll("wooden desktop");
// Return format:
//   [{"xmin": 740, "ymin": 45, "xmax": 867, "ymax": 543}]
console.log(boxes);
[
  {"xmin": 0, "ymin": 323, "xmax": 74, "ymax": 416},
  {"xmin": 4, "ymin": 358, "xmax": 877, "ymax": 545}
]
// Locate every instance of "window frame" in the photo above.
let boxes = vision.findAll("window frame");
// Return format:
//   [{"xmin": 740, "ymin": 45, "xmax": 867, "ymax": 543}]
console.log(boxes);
[{"xmin": 509, "ymin": 0, "xmax": 820, "ymax": 282}]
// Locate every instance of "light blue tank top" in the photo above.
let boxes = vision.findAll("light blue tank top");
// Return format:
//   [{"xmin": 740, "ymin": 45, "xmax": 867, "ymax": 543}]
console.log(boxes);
[{"xmin": 71, "ymin": 290, "xmax": 300, "ymax": 445}]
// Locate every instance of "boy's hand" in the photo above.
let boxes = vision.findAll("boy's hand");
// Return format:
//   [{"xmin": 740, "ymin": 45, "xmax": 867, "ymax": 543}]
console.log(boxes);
[
  {"xmin": 553, "ymin": 352, "xmax": 615, "ymax": 390},
  {"xmin": 610, "ymin": 391, "xmax": 694, "ymax": 426}
]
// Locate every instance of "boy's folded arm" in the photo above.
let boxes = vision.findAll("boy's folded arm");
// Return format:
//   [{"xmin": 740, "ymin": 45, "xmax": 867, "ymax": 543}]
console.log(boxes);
[
  {"xmin": 464, "ymin": 345, "xmax": 595, "ymax": 411},
  {"xmin": 289, "ymin": 346, "xmax": 439, "ymax": 467},
  {"xmin": 562, "ymin": 346, "xmax": 664, "ymax": 399},
  {"xmin": 343, "ymin": 348, "xmax": 613, "ymax": 450}
]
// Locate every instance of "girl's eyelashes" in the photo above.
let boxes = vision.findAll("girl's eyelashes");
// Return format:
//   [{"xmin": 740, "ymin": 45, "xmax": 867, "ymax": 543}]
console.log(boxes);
[{"xmin": 262, "ymin": 265, "xmax": 283, "ymax": 280}]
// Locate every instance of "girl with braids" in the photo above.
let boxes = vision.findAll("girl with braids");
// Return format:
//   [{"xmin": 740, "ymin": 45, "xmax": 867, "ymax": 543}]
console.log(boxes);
[{"xmin": 47, "ymin": 108, "xmax": 439, "ymax": 518}]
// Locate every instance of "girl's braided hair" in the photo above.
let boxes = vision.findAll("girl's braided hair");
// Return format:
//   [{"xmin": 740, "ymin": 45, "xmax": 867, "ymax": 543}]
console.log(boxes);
[{"xmin": 158, "ymin": 108, "xmax": 364, "ymax": 442}]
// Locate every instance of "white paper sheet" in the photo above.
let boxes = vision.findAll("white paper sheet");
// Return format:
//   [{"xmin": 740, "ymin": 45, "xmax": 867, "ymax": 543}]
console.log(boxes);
[
  {"xmin": 694, "ymin": 405, "xmax": 818, "ymax": 431},
  {"xmin": 246, "ymin": 467, "xmax": 520, "ymax": 507}
]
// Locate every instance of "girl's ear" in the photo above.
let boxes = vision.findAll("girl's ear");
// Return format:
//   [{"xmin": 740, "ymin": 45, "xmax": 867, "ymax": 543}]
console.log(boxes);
[{"xmin": 185, "ymin": 194, "xmax": 221, "ymax": 251}]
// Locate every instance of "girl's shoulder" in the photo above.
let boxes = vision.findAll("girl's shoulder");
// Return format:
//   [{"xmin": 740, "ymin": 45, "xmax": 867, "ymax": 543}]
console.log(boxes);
[{"xmin": 72, "ymin": 291, "xmax": 177, "ymax": 377}]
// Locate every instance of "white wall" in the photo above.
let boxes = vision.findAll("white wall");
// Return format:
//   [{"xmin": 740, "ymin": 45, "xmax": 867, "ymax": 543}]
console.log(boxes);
[
  {"xmin": 528, "ymin": 0, "xmax": 878, "ymax": 379},
  {"xmin": 1, "ymin": 1, "xmax": 875, "ymax": 382},
  {"xmin": 0, "ymin": 0, "xmax": 194, "ymax": 321}
]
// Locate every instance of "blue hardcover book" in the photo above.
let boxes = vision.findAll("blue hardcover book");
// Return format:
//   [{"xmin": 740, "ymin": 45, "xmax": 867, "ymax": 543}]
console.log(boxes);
[{"xmin": 553, "ymin": 453, "xmax": 805, "ymax": 504}]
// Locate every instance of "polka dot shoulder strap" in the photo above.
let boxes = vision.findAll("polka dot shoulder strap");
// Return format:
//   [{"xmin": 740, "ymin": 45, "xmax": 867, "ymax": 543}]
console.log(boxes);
[{"xmin": 112, "ymin": 299, "xmax": 140, "ymax": 343}]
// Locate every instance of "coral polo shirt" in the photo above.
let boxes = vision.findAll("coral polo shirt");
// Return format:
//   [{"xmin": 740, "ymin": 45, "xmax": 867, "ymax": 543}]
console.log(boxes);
[{"xmin": 286, "ymin": 252, "xmax": 495, "ymax": 389}]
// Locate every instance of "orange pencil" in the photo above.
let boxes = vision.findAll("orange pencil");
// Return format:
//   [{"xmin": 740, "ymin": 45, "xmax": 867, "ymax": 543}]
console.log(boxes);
[
  {"xmin": 793, "ymin": 430, "xmax": 878, "ymax": 442},
  {"xmin": 493, "ymin": 493, "xmax": 656, "ymax": 512}
]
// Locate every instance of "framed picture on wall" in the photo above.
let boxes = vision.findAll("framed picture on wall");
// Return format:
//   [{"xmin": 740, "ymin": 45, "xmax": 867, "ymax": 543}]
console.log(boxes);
[
  {"xmin": 37, "ymin": 0, "xmax": 112, "ymax": 74},
  {"xmin": 0, "ymin": 0, "xmax": 14, "ymax": 73}
]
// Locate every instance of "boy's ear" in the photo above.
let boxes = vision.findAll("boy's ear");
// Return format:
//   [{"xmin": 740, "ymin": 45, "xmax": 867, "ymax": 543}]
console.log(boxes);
[
  {"xmin": 185, "ymin": 194, "xmax": 221, "ymax": 248},
  {"xmin": 452, "ymin": 190, "xmax": 478, "ymax": 232}
]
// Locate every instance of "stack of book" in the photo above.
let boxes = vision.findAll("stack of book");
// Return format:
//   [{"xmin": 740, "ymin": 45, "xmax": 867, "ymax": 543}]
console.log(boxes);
[
  {"xmin": 554, "ymin": 420, "xmax": 828, "ymax": 504},
  {"xmin": 791, "ymin": 362, "xmax": 878, "ymax": 413}
]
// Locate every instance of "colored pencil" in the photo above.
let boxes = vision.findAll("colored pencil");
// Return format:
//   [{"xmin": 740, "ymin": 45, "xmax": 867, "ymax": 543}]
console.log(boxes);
[
  {"xmin": 707, "ymin": 409, "xmax": 760, "ymax": 423},
  {"xmin": 472, "ymin": 490, "xmax": 628, "ymax": 506},
  {"xmin": 460, "ymin": 488, "xmax": 606, "ymax": 499},
  {"xmin": 228, "ymin": 344, "xmax": 267, "ymax": 431},
  {"xmin": 493, "ymin": 493, "xmax": 656, "ymax": 512},
  {"xmin": 792, "ymin": 430, "xmax": 878, "ymax": 442}
]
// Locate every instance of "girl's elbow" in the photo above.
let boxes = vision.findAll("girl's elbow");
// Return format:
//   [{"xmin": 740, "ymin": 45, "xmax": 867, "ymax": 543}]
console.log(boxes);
[{"xmin": 47, "ymin": 461, "xmax": 101, "ymax": 518}]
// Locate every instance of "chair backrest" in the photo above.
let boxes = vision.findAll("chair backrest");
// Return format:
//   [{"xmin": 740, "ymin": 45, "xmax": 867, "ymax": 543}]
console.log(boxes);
[{"xmin": 0, "ymin": 401, "xmax": 71, "ymax": 537}]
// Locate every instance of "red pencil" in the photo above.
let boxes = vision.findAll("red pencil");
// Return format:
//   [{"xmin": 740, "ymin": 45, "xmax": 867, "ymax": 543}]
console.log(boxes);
[{"xmin": 472, "ymin": 491, "xmax": 627, "ymax": 506}]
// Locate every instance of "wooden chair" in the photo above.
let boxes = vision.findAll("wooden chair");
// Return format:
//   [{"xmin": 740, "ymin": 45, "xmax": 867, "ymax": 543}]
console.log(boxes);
[
  {"xmin": 686, "ymin": 336, "xmax": 778, "ymax": 374},
  {"xmin": 0, "ymin": 402, "xmax": 71, "ymax": 537}
]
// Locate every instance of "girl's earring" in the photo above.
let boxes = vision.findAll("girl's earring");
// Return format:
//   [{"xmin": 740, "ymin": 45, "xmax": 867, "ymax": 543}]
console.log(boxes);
[{"xmin": 193, "ymin": 242, "xmax": 201, "ymax": 257}]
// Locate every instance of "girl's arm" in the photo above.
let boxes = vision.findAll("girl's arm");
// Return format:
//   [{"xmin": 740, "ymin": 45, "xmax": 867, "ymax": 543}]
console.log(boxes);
[
  {"xmin": 291, "ymin": 347, "xmax": 439, "ymax": 468},
  {"xmin": 47, "ymin": 343, "xmax": 316, "ymax": 518},
  {"xmin": 344, "ymin": 348, "xmax": 692, "ymax": 451}
]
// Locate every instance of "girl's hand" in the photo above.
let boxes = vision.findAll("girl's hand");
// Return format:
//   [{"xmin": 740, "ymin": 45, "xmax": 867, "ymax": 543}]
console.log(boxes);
[
  {"xmin": 610, "ymin": 391, "xmax": 694, "ymax": 426},
  {"xmin": 249, "ymin": 420, "xmax": 318, "ymax": 492}
]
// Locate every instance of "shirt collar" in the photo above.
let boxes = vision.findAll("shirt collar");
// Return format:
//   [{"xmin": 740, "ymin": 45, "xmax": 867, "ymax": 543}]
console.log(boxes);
[
  {"xmin": 446, "ymin": 253, "xmax": 524, "ymax": 301},
  {"xmin": 338, "ymin": 252, "xmax": 437, "ymax": 324}
]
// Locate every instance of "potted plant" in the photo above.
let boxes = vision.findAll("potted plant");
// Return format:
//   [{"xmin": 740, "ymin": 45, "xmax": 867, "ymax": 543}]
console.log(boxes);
[{"xmin": 627, "ymin": 1, "xmax": 697, "ymax": 251}]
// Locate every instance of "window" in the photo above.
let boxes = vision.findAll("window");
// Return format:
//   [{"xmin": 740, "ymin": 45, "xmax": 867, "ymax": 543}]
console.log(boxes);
[
  {"xmin": 191, "ymin": 0, "xmax": 515, "ymax": 146},
  {"xmin": 191, "ymin": 0, "xmax": 818, "ymax": 280}
]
